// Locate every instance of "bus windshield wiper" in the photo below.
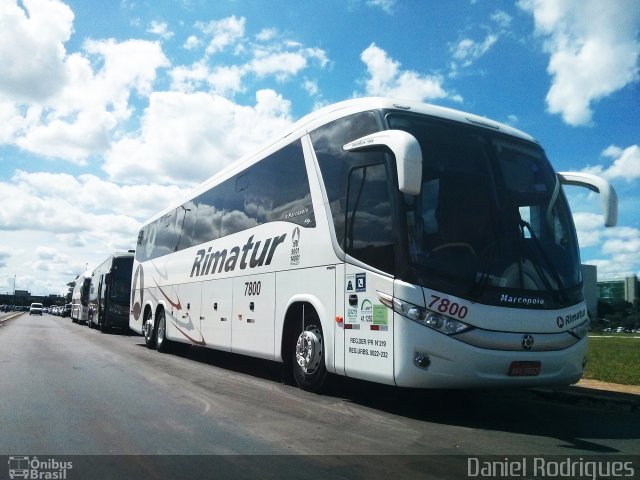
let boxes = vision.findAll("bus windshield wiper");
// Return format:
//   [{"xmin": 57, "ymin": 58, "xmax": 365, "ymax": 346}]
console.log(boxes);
[{"xmin": 469, "ymin": 240, "xmax": 498, "ymax": 299}]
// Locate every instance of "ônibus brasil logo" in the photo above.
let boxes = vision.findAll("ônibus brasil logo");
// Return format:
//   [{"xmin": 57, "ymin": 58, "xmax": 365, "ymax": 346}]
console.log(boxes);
[{"xmin": 8, "ymin": 456, "xmax": 72, "ymax": 479}]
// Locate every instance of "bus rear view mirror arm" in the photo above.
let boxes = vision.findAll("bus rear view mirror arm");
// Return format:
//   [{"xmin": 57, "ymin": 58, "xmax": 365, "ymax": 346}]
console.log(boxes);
[
  {"xmin": 343, "ymin": 130, "xmax": 423, "ymax": 195},
  {"xmin": 558, "ymin": 171, "xmax": 618, "ymax": 227}
]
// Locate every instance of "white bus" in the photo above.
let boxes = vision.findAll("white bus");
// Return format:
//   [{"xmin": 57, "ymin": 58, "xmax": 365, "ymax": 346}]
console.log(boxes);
[
  {"xmin": 130, "ymin": 97, "xmax": 617, "ymax": 392},
  {"xmin": 71, "ymin": 271, "xmax": 92, "ymax": 325}
]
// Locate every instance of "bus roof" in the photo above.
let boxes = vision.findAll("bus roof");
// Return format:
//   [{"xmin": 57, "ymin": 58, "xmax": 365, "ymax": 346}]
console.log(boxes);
[{"xmin": 143, "ymin": 97, "xmax": 537, "ymax": 225}]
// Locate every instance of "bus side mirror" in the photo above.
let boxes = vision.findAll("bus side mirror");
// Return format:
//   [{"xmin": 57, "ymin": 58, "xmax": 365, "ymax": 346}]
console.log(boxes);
[
  {"xmin": 558, "ymin": 172, "xmax": 618, "ymax": 227},
  {"xmin": 343, "ymin": 130, "xmax": 422, "ymax": 195}
]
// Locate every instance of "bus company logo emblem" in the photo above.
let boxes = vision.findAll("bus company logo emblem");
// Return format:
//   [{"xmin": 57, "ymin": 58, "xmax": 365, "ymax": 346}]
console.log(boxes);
[
  {"xmin": 290, "ymin": 227, "xmax": 300, "ymax": 265},
  {"xmin": 190, "ymin": 233, "xmax": 287, "ymax": 278},
  {"xmin": 557, "ymin": 309, "xmax": 586, "ymax": 329},
  {"xmin": 521, "ymin": 334, "xmax": 534, "ymax": 350}
]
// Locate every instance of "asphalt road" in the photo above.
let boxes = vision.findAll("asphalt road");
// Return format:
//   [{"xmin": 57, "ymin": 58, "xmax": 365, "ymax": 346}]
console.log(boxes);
[{"xmin": 1, "ymin": 313, "xmax": 638, "ymax": 479}]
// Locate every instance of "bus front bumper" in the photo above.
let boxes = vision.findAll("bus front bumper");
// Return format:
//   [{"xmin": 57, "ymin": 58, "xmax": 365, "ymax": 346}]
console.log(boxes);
[{"xmin": 394, "ymin": 317, "xmax": 587, "ymax": 389}]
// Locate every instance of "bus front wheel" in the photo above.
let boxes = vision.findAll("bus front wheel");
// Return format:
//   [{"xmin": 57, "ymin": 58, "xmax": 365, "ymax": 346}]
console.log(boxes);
[{"xmin": 291, "ymin": 319, "xmax": 328, "ymax": 393}]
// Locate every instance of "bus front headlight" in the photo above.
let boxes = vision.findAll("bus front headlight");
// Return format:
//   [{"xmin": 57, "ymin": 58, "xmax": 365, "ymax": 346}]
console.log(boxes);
[
  {"xmin": 568, "ymin": 319, "xmax": 589, "ymax": 339},
  {"xmin": 378, "ymin": 293, "xmax": 472, "ymax": 335},
  {"xmin": 423, "ymin": 311, "xmax": 471, "ymax": 335}
]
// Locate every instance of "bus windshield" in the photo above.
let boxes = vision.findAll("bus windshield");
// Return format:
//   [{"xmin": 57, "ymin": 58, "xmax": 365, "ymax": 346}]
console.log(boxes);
[
  {"xmin": 387, "ymin": 113, "xmax": 582, "ymax": 305},
  {"xmin": 110, "ymin": 257, "xmax": 134, "ymax": 303}
]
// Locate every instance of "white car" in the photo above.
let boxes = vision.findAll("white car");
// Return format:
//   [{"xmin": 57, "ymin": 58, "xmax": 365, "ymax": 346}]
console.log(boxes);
[{"xmin": 29, "ymin": 303, "xmax": 43, "ymax": 315}]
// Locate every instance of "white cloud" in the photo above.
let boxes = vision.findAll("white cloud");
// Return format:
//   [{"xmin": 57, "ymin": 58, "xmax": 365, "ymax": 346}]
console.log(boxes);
[
  {"xmin": 360, "ymin": 43, "xmax": 453, "ymax": 102},
  {"xmin": 519, "ymin": 0, "xmax": 640, "ymax": 126},
  {"xmin": 583, "ymin": 145, "xmax": 640, "ymax": 182},
  {"xmin": 196, "ymin": 16, "xmax": 246, "ymax": 56},
  {"xmin": 0, "ymin": 4, "xmax": 170, "ymax": 164},
  {"xmin": 1, "ymin": 171, "xmax": 189, "ymax": 228},
  {"xmin": 256, "ymin": 28, "xmax": 278, "ymax": 42},
  {"xmin": 303, "ymin": 78, "xmax": 319, "ymax": 96},
  {"xmin": 170, "ymin": 18, "xmax": 328, "ymax": 95},
  {"xmin": 506, "ymin": 114, "xmax": 519, "ymax": 125},
  {"xmin": 592, "ymin": 227, "xmax": 640, "ymax": 278},
  {"xmin": 170, "ymin": 61, "xmax": 212, "ymax": 93},
  {"xmin": 0, "ymin": 169, "xmax": 198, "ymax": 294},
  {"xmin": 573, "ymin": 212, "xmax": 605, "ymax": 248},
  {"xmin": 250, "ymin": 49, "xmax": 322, "ymax": 82},
  {"xmin": 148, "ymin": 20, "xmax": 174, "ymax": 40},
  {"xmin": 0, "ymin": 0, "xmax": 74, "ymax": 103},
  {"xmin": 491, "ymin": 10, "xmax": 513, "ymax": 29},
  {"xmin": 183, "ymin": 35, "xmax": 200, "ymax": 50},
  {"xmin": 366, "ymin": 0, "xmax": 396, "ymax": 14},
  {"xmin": 15, "ymin": 110, "xmax": 114, "ymax": 164},
  {"xmin": 451, "ymin": 34, "xmax": 498, "ymax": 68},
  {"xmin": 207, "ymin": 65, "xmax": 246, "ymax": 95},
  {"xmin": 448, "ymin": 10, "xmax": 512, "ymax": 77},
  {"xmin": 103, "ymin": 90, "xmax": 293, "ymax": 185}
]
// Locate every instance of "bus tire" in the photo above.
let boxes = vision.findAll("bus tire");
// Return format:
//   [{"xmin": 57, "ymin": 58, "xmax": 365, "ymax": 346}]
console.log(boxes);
[
  {"xmin": 291, "ymin": 308, "xmax": 328, "ymax": 393},
  {"xmin": 99, "ymin": 318, "xmax": 110, "ymax": 334},
  {"xmin": 143, "ymin": 309, "xmax": 156, "ymax": 349},
  {"xmin": 155, "ymin": 309, "xmax": 171, "ymax": 353}
]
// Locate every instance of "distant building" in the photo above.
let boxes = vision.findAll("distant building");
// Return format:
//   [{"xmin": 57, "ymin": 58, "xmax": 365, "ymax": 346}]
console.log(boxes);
[
  {"xmin": 0, "ymin": 291, "xmax": 66, "ymax": 307},
  {"xmin": 581, "ymin": 264, "xmax": 598, "ymax": 319},
  {"xmin": 597, "ymin": 274, "xmax": 639, "ymax": 304},
  {"xmin": 13, "ymin": 289, "xmax": 29, "ymax": 305}
]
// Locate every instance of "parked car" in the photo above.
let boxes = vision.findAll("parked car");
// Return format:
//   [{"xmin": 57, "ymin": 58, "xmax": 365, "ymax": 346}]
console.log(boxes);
[
  {"xmin": 62, "ymin": 304, "xmax": 72, "ymax": 317},
  {"xmin": 29, "ymin": 303, "xmax": 43, "ymax": 315}
]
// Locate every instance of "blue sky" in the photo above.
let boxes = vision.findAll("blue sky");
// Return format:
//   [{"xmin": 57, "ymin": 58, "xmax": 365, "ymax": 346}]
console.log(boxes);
[{"xmin": 0, "ymin": 0, "xmax": 638, "ymax": 295}]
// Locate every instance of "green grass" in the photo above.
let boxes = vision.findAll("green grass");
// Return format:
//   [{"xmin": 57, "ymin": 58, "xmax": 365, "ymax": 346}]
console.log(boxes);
[{"xmin": 583, "ymin": 335, "xmax": 640, "ymax": 385}]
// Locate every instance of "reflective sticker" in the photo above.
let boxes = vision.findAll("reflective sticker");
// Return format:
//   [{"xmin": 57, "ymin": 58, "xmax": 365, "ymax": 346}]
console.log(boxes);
[
  {"xmin": 373, "ymin": 305, "xmax": 388, "ymax": 325},
  {"xmin": 346, "ymin": 274, "xmax": 355, "ymax": 293},
  {"xmin": 346, "ymin": 306, "xmax": 358, "ymax": 324},
  {"xmin": 360, "ymin": 299, "xmax": 373, "ymax": 323}
]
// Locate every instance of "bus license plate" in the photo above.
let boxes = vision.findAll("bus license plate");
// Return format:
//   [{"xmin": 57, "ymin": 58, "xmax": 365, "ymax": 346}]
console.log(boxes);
[{"xmin": 508, "ymin": 361, "xmax": 541, "ymax": 376}]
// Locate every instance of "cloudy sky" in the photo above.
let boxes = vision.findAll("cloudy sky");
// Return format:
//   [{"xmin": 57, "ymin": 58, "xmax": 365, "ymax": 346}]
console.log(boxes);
[{"xmin": 1, "ymin": 0, "xmax": 639, "ymax": 296}]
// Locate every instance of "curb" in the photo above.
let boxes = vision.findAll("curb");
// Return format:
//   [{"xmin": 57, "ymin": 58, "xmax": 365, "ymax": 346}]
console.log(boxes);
[
  {"xmin": 0, "ymin": 312, "xmax": 24, "ymax": 324},
  {"xmin": 530, "ymin": 384, "xmax": 640, "ymax": 413}
]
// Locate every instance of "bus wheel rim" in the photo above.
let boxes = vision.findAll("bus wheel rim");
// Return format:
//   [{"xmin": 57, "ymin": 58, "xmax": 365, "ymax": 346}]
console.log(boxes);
[{"xmin": 295, "ymin": 328, "xmax": 322, "ymax": 373}]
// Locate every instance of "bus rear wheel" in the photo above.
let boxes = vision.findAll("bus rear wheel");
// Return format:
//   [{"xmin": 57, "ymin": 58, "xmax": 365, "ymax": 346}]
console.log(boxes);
[
  {"xmin": 143, "ymin": 309, "xmax": 155, "ymax": 349},
  {"xmin": 291, "ymin": 320, "xmax": 328, "ymax": 393},
  {"xmin": 155, "ymin": 309, "xmax": 171, "ymax": 353}
]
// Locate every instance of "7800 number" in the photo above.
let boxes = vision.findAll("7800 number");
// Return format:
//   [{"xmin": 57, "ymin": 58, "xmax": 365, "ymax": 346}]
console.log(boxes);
[
  {"xmin": 244, "ymin": 281, "xmax": 261, "ymax": 296},
  {"xmin": 428, "ymin": 295, "xmax": 468, "ymax": 319}
]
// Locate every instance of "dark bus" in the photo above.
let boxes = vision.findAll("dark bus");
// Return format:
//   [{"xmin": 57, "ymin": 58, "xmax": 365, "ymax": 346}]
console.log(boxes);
[{"xmin": 88, "ymin": 252, "xmax": 134, "ymax": 332}]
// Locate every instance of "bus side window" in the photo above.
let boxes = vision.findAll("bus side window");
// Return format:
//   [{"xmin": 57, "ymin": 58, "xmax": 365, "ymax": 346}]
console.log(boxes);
[
  {"xmin": 345, "ymin": 163, "xmax": 395, "ymax": 274},
  {"xmin": 153, "ymin": 209, "xmax": 178, "ymax": 258},
  {"xmin": 310, "ymin": 111, "xmax": 381, "ymax": 251},
  {"xmin": 193, "ymin": 181, "xmax": 226, "ymax": 245},
  {"xmin": 175, "ymin": 201, "xmax": 197, "ymax": 252},
  {"xmin": 221, "ymin": 139, "xmax": 315, "ymax": 237}
]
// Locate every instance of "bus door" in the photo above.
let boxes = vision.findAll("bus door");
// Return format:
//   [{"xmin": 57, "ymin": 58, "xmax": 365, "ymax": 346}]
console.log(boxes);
[
  {"xmin": 97, "ymin": 274, "xmax": 104, "ymax": 324},
  {"xmin": 342, "ymin": 161, "xmax": 395, "ymax": 385},
  {"xmin": 344, "ymin": 266, "xmax": 394, "ymax": 384}
]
